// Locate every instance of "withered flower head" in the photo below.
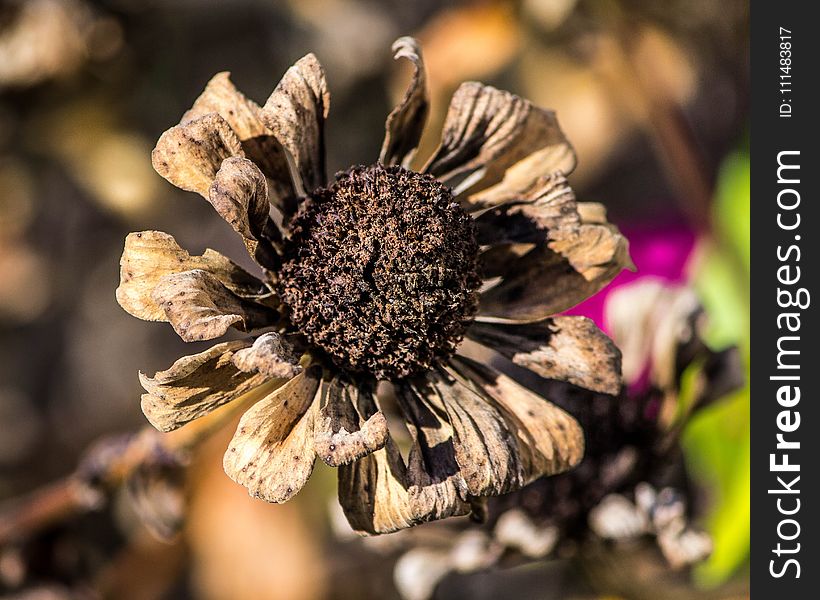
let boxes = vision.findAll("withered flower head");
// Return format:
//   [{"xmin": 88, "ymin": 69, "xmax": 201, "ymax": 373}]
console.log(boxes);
[{"xmin": 116, "ymin": 37, "xmax": 632, "ymax": 534}]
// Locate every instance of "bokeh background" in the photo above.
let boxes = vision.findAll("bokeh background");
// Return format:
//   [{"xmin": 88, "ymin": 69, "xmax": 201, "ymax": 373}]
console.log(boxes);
[{"xmin": 0, "ymin": 0, "xmax": 749, "ymax": 598}]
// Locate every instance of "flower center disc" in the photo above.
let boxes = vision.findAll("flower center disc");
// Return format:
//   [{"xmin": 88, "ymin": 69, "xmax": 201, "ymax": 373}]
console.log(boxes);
[{"xmin": 278, "ymin": 163, "xmax": 481, "ymax": 380}]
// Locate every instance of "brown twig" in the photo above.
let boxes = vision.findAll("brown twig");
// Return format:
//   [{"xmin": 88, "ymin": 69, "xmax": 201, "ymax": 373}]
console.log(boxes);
[{"xmin": 0, "ymin": 383, "xmax": 265, "ymax": 547}]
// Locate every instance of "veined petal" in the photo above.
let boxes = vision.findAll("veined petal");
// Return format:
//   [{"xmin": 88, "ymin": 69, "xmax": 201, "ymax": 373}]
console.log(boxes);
[
  {"xmin": 467, "ymin": 316, "xmax": 622, "ymax": 395},
  {"xmin": 261, "ymin": 54, "xmax": 329, "ymax": 195},
  {"xmin": 152, "ymin": 113, "xmax": 243, "ymax": 198},
  {"xmin": 313, "ymin": 374, "xmax": 388, "ymax": 467},
  {"xmin": 451, "ymin": 357, "xmax": 584, "ymax": 484},
  {"xmin": 338, "ymin": 383, "xmax": 472, "ymax": 535},
  {"xmin": 338, "ymin": 437, "xmax": 471, "ymax": 536},
  {"xmin": 181, "ymin": 72, "xmax": 298, "ymax": 220},
  {"xmin": 151, "ymin": 269, "xmax": 277, "ymax": 342},
  {"xmin": 380, "ymin": 37, "xmax": 429, "ymax": 168},
  {"xmin": 422, "ymin": 83, "xmax": 575, "ymax": 200},
  {"xmin": 476, "ymin": 177, "xmax": 632, "ymax": 322},
  {"xmin": 116, "ymin": 230, "xmax": 270, "ymax": 322},
  {"xmin": 139, "ymin": 341, "xmax": 271, "ymax": 433},
  {"xmin": 418, "ymin": 370, "xmax": 525, "ymax": 496},
  {"xmin": 223, "ymin": 367, "xmax": 321, "ymax": 503}
]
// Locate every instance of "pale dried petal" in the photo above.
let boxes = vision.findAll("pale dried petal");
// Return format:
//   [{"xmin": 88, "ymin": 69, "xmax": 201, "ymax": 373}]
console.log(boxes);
[
  {"xmin": 209, "ymin": 156, "xmax": 279, "ymax": 266},
  {"xmin": 415, "ymin": 370, "xmax": 524, "ymax": 496},
  {"xmin": 223, "ymin": 367, "xmax": 321, "ymax": 503},
  {"xmin": 452, "ymin": 357, "xmax": 584, "ymax": 483},
  {"xmin": 380, "ymin": 37, "xmax": 428, "ymax": 168},
  {"xmin": 151, "ymin": 269, "xmax": 277, "ymax": 342},
  {"xmin": 338, "ymin": 436, "xmax": 470, "ymax": 535},
  {"xmin": 423, "ymin": 83, "xmax": 575, "ymax": 199},
  {"xmin": 230, "ymin": 333, "xmax": 303, "ymax": 380},
  {"xmin": 152, "ymin": 113, "xmax": 243, "ymax": 197},
  {"xmin": 338, "ymin": 383, "xmax": 474, "ymax": 534},
  {"xmin": 467, "ymin": 316, "xmax": 622, "ymax": 395},
  {"xmin": 139, "ymin": 341, "xmax": 269, "ymax": 432},
  {"xmin": 261, "ymin": 54, "xmax": 329, "ymax": 194},
  {"xmin": 182, "ymin": 72, "xmax": 298, "ymax": 219},
  {"xmin": 313, "ymin": 375, "xmax": 388, "ymax": 467},
  {"xmin": 116, "ymin": 230, "xmax": 269, "ymax": 322}
]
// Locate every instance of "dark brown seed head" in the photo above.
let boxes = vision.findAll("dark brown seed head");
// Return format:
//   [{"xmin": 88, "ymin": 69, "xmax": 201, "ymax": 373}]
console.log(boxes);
[{"xmin": 278, "ymin": 163, "xmax": 481, "ymax": 380}]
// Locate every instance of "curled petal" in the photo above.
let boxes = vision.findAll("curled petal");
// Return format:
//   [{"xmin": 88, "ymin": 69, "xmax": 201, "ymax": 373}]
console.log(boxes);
[
  {"xmin": 452, "ymin": 357, "xmax": 584, "ymax": 483},
  {"xmin": 151, "ymin": 269, "xmax": 277, "ymax": 342},
  {"xmin": 261, "ymin": 54, "xmax": 329, "ymax": 195},
  {"xmin": 423, "ymin": 83, "xmax": 575, "ymax": 199},
  {"xmin": 223, "ymin": 367, "xmax": 321, "ymax": 503},
  {"xmin": 209, "ymin": 157, "xmax": 279, "ymax": 267},
  {"xmin": 231, "ymin": 333, "xmax": 303, "ymax": 380},
  {"xmin": 182, "ymin": 72, "xmax": 298, "ymax": 221},
  {"xmin": 338, "ymin": 437, "xmax": 470, "ymax": 536},
  {"xmin": 313, "ymin": 374, "xmax": 388, "ymax": 467},
  {"xmin": 380, "ymin": 37, "xmax": 429, "ymax": 168},
  {"xmin": 139, "ymin": 341, "xmax": 271, "ymax": 432},
  {"xmin": 468, "ymin": 316, "xmax": 622, "ymax": 395},
  {"xmin": 152, "ymin": 113, "xmax": 243, "ymax": 197},
  {"xmin": 339, "ymin": 383, "xmax": 473, "ymax": 535},
  {"xmin": 477, "ymin": 176, "xmax": 632, "ymax": 322},
  {"xmin": 418, "ymin": 370, "xmax": 524, "ymax": 496},
  {"xmin": 116, "ymin": 230, "xmax": 270, "ymax": 322}
]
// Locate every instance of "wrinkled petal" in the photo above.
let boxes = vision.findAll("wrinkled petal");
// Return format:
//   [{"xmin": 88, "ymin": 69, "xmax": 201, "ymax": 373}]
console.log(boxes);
[
  {"xmin": 422, "ymin": 83, "xmax": 575, "ymax": 201},
  {"xmin": 338, "ymin": 436, "xmax": 471, "ymax": 536},
  {"xmin": 261, "ymin": 54, "xmax": 329, "ymax": 195},
  {"xmin": 152, "ymin": 113, "xmax": 243, "ymax": 197},
  {"xmin": 209, "ymin": 156, "xmax": 279, "ymax": 267},
  {"xmin": 231, "ymin": 333, "xmax": 303, "ymax": 380},
  {"xmin": 476, "ymin": 175, "xmax": 632, "ymax": 322},
  {"xmin": 467, "ymin": 316, "xmax": 622, "ymax": 395},
  {"xmin": 151, "ymin": 269, "xmax": 277, "ymax": 342},
  {"xmin": 313, "ymin": 374, "xmax": 388, "ymax": 467},
  {"xmin": 452, "ymin": 357, "xmax": 584, "ymax": 483},
  {"xmin": 380, "ymin": 37, "xmax": 428, "ymax": 168},
  {"xmin": 139, "ymin": 341, "xmax": 271, "ymax": 432},
  {"xmin": 474, "ymin": 173, "xmax": 576, "ymax": 245},
  {"xmin": 116, "ymin": 230, "xmax": 271, "ymax": 322},
  {"xmin": 182, "ymin": 72, "xmax": 298, "ymax": 220},
  {"xmin": 338, "ymin": 383, "xmax": 473, "ymax": 535},
  {"xmin": 417, "ymin": 370, "xmax": 524, "ymax": 496},
  {"xmin": 223, "ymin": 367, "xmax": 321, "ymax": 503}
]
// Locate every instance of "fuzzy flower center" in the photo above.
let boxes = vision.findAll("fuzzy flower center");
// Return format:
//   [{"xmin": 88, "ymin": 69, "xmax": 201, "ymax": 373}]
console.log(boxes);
[{"xmin": 278, "ymin": 163, "xmax": 481, "ymax": 380}]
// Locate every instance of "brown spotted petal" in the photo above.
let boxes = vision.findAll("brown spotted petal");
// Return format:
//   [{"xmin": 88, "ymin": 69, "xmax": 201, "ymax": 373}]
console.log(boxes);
[
  {"xmin": 422, "ymin": 83, "xmax": 575, "ymax": 199},
  {"xmin": 223, "ymin": 367, "xmax": 321, "ymax": 503},
  {"xmin": 152, "ymin": 113, "xmax": 243, "ymax": 198},
  {"xmin": 116, "ymin": 230, "xmax": 270, "ymax": 322},
  {"xmin": 468, "ymin": 316, "xmax": 622, "ymax": 395},
  {"xmin": 151, "ymin": 269, "xmax": 277, "ymax": 342},
  {"xmin": 380, "ymin": 37, "xmax": 429, "ymax": 168},
  {"xmin": 418, "ymin": 370, "xmax": 525, "ymax": 496},
  {"xmin": 313, "ymin": 374, "xmax": 388, "ymax": 467},
  {"xmin": 261, "ymin": 54, "xmax": 329, "ymax": 195},
  {"xmin": 139, "ymin": 341, "xmax": 270, "ymax": 432},
  {"xmin": 452, "ymin": 357, "xmax": 584, "ymax": 483},
  {"xmin": 339, "ymin": 385, "xmax": 472, "ymax": 535},
  {"xmin": 231, "ymin": 333, "xmax": 303, "ymax": 380},
  {"xmin": 182, "ymin": 72, "xmax": 298, "ymax": 220}
]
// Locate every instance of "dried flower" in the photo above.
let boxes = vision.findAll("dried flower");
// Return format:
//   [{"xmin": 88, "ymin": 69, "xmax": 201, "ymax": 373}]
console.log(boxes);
[{"xmin": 116, "ymin": 37, "xmax": 631, "ymax": 534}]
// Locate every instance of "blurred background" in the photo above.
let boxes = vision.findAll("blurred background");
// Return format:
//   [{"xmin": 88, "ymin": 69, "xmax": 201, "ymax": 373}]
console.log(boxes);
[{"xmin": 0, "ymin": 0, "xmax": 749, "ymax": 598}]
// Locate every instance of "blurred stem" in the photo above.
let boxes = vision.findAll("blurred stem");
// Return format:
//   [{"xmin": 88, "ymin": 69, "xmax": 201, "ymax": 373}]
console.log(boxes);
[{"xmin": 0, "ymin": 381, "xmax": 272, "ymax": 547}]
